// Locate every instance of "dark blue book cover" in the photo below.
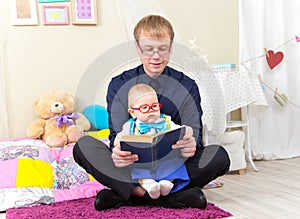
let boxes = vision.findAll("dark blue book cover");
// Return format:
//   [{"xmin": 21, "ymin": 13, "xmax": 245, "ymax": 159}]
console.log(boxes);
[{"xmin": 120, "ymin": 126, "xmax": 186, "ymax": 164}]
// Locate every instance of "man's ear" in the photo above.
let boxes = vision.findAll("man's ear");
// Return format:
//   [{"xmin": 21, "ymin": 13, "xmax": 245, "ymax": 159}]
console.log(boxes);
[
  {"xmin": 169, "ymin": 41, "xmax": 174, "ymax": 54},
  {"xmin": 135, "ymin": 40, "xmax": 143, "ymax": 56}
]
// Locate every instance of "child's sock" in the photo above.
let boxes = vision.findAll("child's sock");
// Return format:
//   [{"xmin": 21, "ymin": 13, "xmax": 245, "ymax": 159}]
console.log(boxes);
[
  {"xmin": 139, "ymin": 178, "xmax": 160, "ymax": 199},
  {"xmin": 159, "ymin": 180, "xmax": 174, "ymax": 196}
]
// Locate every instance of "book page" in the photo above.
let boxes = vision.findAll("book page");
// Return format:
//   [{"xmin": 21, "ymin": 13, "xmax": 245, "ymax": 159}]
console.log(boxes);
[{"xmin": 120, "ymin": 135, "xmax": 154, "ymax": 143}]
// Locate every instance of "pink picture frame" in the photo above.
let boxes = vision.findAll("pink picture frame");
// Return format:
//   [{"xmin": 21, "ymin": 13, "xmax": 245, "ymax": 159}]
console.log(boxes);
[{"xmin": 42, "ymin": 5, "xmax": 69, "ymax": 25}]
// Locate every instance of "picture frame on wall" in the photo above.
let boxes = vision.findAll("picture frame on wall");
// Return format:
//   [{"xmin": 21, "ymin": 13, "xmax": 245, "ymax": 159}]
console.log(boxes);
[
  {"xmin": 38, "ymin": 0, "xmax": 70, "ymax": 2},
  {"xmin": 42, "ymin": 5, "xmax": 70, "ymax": 25},
  {"xmin": 11, "ymin": 0, "xmax": 38, "ymax": 25},
  {"xmin": 71, "ymin": 0, "xmax": 97, "ymax": 25}
]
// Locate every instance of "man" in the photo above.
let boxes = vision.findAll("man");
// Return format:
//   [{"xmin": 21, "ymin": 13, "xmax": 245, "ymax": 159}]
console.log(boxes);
[{"xmin": 73, "ymin": 15, "xmax": 230, "ymax": 210}]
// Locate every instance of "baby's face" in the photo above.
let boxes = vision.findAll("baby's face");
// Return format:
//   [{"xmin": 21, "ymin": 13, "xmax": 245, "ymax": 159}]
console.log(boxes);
[{"xmin": 130, "ymin": 93, "xmax": 161, "ymax": 123}]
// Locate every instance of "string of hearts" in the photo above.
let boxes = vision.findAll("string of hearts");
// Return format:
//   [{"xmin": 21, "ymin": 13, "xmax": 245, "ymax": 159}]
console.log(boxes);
[{"xmin": 241, "ymin": 34, "xmax": 300, "ymax": 109}]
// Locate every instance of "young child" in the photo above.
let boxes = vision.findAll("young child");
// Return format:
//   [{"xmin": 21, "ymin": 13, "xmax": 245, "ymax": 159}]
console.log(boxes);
[{"xmin": 114, "ymin": 84, "xmax": 192, "ymax": 199}]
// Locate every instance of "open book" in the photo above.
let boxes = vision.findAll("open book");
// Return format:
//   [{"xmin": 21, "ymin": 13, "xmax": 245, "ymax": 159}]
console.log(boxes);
[{"xmin": 120, "ymin": 126, "xmax": 186, "ymax": 163}]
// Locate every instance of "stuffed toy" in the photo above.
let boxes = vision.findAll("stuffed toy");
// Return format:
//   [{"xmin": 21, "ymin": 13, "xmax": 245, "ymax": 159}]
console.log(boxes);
[
  {"xmin": 83, "ymin": 104, "xmax": 109, "ymax": 130},
  {"xmin": 26, "ymin": 90, "xmax": 91, "ymax": 147}
]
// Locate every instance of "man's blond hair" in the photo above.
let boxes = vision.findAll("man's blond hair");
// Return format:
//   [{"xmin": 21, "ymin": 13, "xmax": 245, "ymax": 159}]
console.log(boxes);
[{"xmin": 133, "ymin": 15, "xmax": 174, "ymax": 41}]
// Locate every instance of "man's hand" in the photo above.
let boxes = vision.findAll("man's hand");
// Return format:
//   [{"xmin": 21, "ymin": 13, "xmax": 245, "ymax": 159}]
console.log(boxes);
[
  {"xmin": 111, "ymin": 144, "xmax": 138, "ymax": 167},
  {"xmin": 172, "ymin": 132, "xmax": 196, "ymax": 158}
]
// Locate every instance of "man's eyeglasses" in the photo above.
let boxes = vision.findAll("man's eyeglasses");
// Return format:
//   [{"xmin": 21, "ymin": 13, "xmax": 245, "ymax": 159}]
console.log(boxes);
[
  {"xmin": 131, "ymin": 102, "xmax": 162, "ymax": 114},
  {"xmin": 137, "ymin": 41, "xmax": 171, "ymax": 57}
]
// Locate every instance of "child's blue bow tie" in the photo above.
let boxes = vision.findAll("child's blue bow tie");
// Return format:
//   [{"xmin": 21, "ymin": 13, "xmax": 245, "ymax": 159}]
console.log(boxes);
[{"xmin": 138, "ymin": 121, "xmax": 166, "ymax": 134}]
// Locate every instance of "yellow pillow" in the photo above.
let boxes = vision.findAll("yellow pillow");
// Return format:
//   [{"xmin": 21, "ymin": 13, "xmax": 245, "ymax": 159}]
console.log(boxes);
[
  {"xmin": 87, "ymin": 129, "xmax": 110, "ymax": 140},
  {"xmin": 16, "ymin": 158, "xmax": 53, "ymax": 188}
]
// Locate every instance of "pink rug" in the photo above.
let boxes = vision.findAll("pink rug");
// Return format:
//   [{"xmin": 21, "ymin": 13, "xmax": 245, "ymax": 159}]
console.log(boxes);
[{"xmin": 6, "ymin": 197, "xmax": 232, "ymax": 219}]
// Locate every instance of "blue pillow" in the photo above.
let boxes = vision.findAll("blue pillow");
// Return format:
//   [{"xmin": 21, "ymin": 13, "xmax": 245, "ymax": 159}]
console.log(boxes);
[{"xmin": 83, "ymin": 105, "xmax": 109, "ymax": 130}]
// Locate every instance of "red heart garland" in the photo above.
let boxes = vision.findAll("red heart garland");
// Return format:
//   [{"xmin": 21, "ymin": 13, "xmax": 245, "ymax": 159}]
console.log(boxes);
[{"xmin": 266, "ymin": 50, "xmax": 284, "ymax": 70}]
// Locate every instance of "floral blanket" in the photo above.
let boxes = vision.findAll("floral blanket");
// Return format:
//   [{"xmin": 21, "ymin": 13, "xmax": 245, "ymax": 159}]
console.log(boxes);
[{"xmin": 0, "ymin": 138, "xmax": 105, "ymax": 211}]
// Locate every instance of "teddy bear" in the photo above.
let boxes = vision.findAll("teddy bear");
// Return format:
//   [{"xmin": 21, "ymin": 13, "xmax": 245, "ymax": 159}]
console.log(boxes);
[{"xmin": 26, "ymin": 90, "xmax": 91, "ymax": 147}]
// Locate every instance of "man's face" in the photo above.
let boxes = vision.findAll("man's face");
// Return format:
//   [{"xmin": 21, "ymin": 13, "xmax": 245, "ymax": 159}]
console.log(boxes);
[{"xmin": 136, "ymin": 31, "xmax": 172, "ymax": 78}]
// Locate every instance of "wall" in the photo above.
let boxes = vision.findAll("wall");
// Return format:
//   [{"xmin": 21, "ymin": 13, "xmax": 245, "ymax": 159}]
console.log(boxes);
[{"xmin": 0, "ymin": 0, "xmax": 239, "ymax": 139}]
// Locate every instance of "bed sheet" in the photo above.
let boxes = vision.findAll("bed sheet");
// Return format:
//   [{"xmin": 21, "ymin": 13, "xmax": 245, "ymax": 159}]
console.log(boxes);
[{"xmin": 0, "ymin": 138, "xmax": 105, "ymax": 211}]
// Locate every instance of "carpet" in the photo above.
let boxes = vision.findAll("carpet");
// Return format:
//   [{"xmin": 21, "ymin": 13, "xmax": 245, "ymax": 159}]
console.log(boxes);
[{"xmin": 6, "ymin": 197, "xmax": 232, "ymax": 219}]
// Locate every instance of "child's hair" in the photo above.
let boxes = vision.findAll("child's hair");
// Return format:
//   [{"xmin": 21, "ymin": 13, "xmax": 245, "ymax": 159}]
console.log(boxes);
[
  {"xmin": 133, "ymin": 15, "xmax": 174, "ymax": 41},
  {"xmin": 128, "ymin": 84, "xmax": 157, "ymax": 108}
]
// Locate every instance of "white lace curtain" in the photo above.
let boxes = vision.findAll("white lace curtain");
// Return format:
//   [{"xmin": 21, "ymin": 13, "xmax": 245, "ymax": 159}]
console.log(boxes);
[
  {"xmin": 0, "ymin": 48, "xmax": 8, "ymax": 140},
  {"xmin": 116, "ymin": 0, "xmax": 165, "ymax": 41},
  {"xmin": 239, "ymin": 0, "xmax": 300, "ymax": 159},
  {"xmin": 0, "ymin": 0, "xmax": 9, "ymax": 140}
]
